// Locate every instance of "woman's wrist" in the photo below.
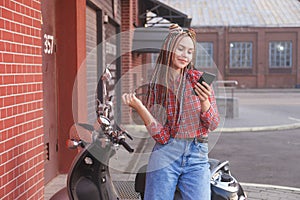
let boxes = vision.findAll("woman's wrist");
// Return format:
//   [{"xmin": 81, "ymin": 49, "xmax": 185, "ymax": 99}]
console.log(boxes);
[{"xmin": 200, "ymin": 99, "xmax": 211, "ymax": 112}]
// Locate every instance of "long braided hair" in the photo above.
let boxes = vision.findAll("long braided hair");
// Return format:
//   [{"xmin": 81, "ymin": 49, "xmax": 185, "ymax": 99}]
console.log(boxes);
[{"xmin": 146, "ymin": 24, "xmax": 196, "ymax": 125}]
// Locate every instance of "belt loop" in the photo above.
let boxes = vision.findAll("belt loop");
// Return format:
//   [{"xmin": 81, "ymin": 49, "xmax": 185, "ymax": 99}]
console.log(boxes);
[{"xmin": 193, "ymin": 137, "xmax": 198, "ymax": 145}]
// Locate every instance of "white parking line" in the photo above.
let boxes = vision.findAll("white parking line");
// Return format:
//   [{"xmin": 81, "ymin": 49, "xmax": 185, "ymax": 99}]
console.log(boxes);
[
  {"xmin": 241, "ymin": 182, "xmax": 300, "ymax": 192},
  {"xmin": 289, "ymin": 117, "xmax": 300, "ymax": 122}
]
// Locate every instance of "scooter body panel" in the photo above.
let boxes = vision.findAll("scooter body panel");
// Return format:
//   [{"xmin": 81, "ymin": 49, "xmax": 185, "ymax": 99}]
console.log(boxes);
[{"xmin": 66, "ymin": 141, "xmax": 119, "ymax": 200}]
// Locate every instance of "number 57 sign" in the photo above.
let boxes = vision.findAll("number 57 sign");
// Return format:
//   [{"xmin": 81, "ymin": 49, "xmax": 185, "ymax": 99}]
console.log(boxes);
[{"xmin": 44, "ymin": 34, "xmax": 54, "ymax": 54}]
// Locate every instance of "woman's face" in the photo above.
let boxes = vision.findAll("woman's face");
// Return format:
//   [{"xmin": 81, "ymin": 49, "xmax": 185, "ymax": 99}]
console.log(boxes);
[{"xmin": 172, "ymin": 36, "xmax": 194, "ymax": 71}]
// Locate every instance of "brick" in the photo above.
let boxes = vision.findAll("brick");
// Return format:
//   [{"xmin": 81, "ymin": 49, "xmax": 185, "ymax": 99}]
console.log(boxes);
[
  {"xmin": 25, "ymin": 74, "xmax": 35, "ymax": 82},
  {"xmin": 26, "ymin": 151, "xmax": 35, "ymax": 162},
  {"xmin": 3, "ymin": 75, "xmax": 14, "ymax": 84},
  {"xmin": 0, "ymin": 164, "xmax": 4, "ymax": 176},
  {"xmin": 34, "ymin": 56, "xmax": 42, "ymax": 64},
  {"xmin": 2, "ymin": 8, "xmax": 13, "ymax": 20},
  {"xmin": 24, "ymin": 35, "xmax": 32, "ymax": 44},
  {"xmin": 6, "ymin": 180, "xmax": 17, "ymax": 196},
  {"xmin": 0, "ymin": 86, "xmax": 5, "ymax": 96},
  {"xmin": 14, "ymin": 33, "xmax": 23, "ymax": 43},
  {"xmin": 32, "ymin": 1, "xmax": 41, "ymax": 11},
  {"xmin": 24, "ymin": 6, "xmax": 31, "ymax": 16},
  {"xmin": 0, "ymin": 18, "xmax": 4, "ymax": 29},
  {"xmin": 26, "ymin": 93, "xmax": 34, "ymax": 102},
  {"xmin": 0, "ymin": 109, "xmax": 5, "ymax": 119},
  {"xmin": 4, "ymin": 96, "xmax": 15, "ymax": 107},
  {"xmin": 24, "ymin": 16, "xmax": 32, "ymax": 26},
  {"xmin": 15, "ymin": 15, "xmax": 24, "ymax": 26},
  {"xmin": 0, "ymin": 145, "xmax": 5, "ymax": 160},
  {"xmin": 3, "ymin": 118, "xmax": 15, "ymax": 130},
  {"xmin": 3, "ymin": 53, "xmax": 13, "ymax": 63},
  {"xmin": 16, "ymin": 114, "xmax": 25, "ymax": 125},
  {"xmin": 15, "ymin": 95, "xmax": 25, "ymax": 104},
  {"xmin": 33, "ymin": 37, "xmax": 41, "ymax": 46},
  {"xmin": 6, "ymin": 107, "xmax": 12, "ymax": 117},
  {"xmin": 24, "ymin": 55, "xmax": 34, "ymax": 64},
  {"xmin": 5, "ymin": 138, "xmax": 16, "ymax": 152}
]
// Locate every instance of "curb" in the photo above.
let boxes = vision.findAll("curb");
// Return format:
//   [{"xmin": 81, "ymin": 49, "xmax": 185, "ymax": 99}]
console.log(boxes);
[
  {"xmin": 124, "ymin": 123, "xmax": 300, "ymax": 134},
  {"xmin": 216, "ymin": 122, "xmax": 300, "ymax": 133}
]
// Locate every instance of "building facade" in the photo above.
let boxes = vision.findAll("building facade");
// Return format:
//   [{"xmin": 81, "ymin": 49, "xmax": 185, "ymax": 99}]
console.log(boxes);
[
  {"xmin": 1, "ymin": 0, "xmax": 143, "ymax": 199},
  {"xmin": 194, "ymin": 26, "xmax": 300, "ymax": 88},
  {"xmin": 159, "ymin": 0, "xmax": 300, "ymax": 88}
]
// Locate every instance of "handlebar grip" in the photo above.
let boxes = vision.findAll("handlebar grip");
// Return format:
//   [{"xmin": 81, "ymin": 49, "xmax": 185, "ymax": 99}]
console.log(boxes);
[{"xmin": 119, "ymin": 139, "xmax": 134, "ymax": 153}]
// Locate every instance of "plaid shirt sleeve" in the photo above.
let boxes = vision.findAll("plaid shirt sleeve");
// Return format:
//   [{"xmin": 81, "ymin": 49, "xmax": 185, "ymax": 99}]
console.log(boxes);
[
  {"xmin": 145, "ymin": 122, "xmax": 170, "ymax": 144},
  {"xmin": 200, "ymin": 88, "xmax": 220, "ymax": 131},
  {"xmin": 187, "ymin": 69, "xmax": 220, "ymax": 131},
  {"xmin": 145, "ymin": 85, "xmax": 171, "ymax": 144}
]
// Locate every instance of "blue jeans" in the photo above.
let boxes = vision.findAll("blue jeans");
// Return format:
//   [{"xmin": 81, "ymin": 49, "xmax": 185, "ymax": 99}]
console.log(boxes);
[{"xmin": 144, "ymin": 137, "xmax": 210, "ymax": 200}]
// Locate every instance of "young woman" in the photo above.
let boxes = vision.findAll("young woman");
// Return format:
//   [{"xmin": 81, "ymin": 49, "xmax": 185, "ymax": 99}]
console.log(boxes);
[{"xmin": 122, "ymin": 24, "xmax": 220, "ymax": 200}]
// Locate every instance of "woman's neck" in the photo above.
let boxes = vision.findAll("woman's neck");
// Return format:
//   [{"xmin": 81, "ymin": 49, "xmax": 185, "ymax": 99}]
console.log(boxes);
[{"xmin": 169, "ymin": 67, "xmax": 186, "ymax": 82}]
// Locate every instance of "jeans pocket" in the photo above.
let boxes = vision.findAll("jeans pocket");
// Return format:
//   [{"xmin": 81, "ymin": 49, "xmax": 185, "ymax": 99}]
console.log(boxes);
[
  {"xmin": 198, "ymin": 143, "xmax": 208, "ymax": 154},
  {"xmin": 152, "ymin": 137, "xmax": 177, "ymax": 152},
  {"xmin": 191, "ymin": 141, "xmax": 208, "ymax": 154},
  {"xmin": 152, "ymin": 142, "xmax": 164, "ymax": 151}
]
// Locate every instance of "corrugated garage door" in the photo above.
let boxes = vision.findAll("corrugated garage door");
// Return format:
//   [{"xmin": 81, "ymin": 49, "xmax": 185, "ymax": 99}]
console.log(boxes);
[{"xmin": 86, "ymin": 6, "xmax": 98, "ymax": 124}]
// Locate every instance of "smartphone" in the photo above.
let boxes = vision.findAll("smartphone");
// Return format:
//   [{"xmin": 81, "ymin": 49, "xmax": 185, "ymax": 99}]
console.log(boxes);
[
  {"xmin": 193, "ymin": 72, "xmax": 216, "ymax": 95},
  {"xmin": 198, "ymin": 71, "xmax": 216, "ymax": 86}
]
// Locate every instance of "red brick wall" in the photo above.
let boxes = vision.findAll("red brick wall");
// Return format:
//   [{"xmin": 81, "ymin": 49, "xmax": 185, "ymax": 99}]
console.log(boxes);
[
  {"xmin": 0, "ymin": 1, "xmax": 44, "ymax": 199},
  {"xmin": 120, "ymin": 0, "xmax": 144, "ymax": 124},
  {"xmin": 121, "ymin": 0, "xmax": 133, "ymax": 124}
]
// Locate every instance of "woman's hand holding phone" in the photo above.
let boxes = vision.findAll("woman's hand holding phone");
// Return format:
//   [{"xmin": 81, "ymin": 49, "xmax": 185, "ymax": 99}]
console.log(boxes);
[
  {"xmin": 194, "ymin": 71, "xmax": 215, "ymax": 100},
  {"xmin": 194, "ymin": 81, "xmax": 212, "ymax": 102},
  {"xmin": 194, "ymin": 72, "xmax": 216, "ymax": 112}
]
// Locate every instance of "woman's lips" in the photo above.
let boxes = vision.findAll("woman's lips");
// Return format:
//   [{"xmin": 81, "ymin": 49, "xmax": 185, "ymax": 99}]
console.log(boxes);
[{"xmin": 178, "ymin": 59, "xmax": 187, "ymax": 63}]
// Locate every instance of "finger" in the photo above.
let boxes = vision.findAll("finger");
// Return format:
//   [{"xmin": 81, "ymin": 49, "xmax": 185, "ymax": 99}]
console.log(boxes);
[
  {"xmin": 197, "ymin": 83, "xmax": 211, "ymax": 96},
  {"xmin": 202, "ymin": 82, "xmax": 212, "ymax": 94},
  {"xmin": 195, "ymin": 85, "xmax": 209, "ymax": 101},
  {"xmin": 122, "ymin": 93, "xmax": 128, "ymax": 104},
  {"xmin": 129, "ymin": 92, "xmax": 135, "ymax": 100},
  {"xmin": 194, "ymin": 86, "xmax": 205, "ymax": 98},
  {"xmin": 125, "ymin": 93, "xmax": 132, "ymax": 105}
]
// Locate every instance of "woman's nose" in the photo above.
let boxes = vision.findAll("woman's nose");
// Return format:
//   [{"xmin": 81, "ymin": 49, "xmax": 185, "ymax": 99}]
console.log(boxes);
[{"xmin": 181, "ymin": 50, "xmax": 187, "ymax": 57}]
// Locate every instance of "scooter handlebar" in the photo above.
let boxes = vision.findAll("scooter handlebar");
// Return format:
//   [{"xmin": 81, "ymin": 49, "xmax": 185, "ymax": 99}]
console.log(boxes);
[{"xmin": 119, "ymin": 139, "xmax": 134, "ymax": 153}]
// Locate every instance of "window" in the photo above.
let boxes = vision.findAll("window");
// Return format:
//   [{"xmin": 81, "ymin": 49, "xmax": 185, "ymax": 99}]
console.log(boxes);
[
  {"xmin": 229, "ymin": 42, "xmax": 253, "ymax": 68},
  {"xmin": 195, "ymin": 42, "xmax": 214, "ymax": 68},
  {"xmin": 269, "ymin": 41, "xmax": 292, "ymax": 68}
]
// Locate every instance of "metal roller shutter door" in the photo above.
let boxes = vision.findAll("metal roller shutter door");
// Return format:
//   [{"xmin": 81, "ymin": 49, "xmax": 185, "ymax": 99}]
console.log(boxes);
[{"xmin": 86, "ymin": 6, "xmax": 98, "ymax": 124}]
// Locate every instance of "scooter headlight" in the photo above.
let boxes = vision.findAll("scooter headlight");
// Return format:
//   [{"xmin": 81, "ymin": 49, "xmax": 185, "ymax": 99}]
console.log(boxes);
[
  {"xmin": 229, "ymin": 193, "xmax": 238, "ymax": 200},
  {"xmin": 223, "ymin": 164, "xmax": 230, "ymax": 173},
  {"xmin": 239, "ymin": 195, "xmax": 247, "ymax": 200}
]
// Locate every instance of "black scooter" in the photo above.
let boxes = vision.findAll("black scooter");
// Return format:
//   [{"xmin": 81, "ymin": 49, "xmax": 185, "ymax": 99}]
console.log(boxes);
[{"xmin": 50, "ymin": 68, "xmax": 247, "ymax": 200}]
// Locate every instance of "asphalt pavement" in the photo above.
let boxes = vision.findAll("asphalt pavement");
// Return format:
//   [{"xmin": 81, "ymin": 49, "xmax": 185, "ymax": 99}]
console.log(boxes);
[{"xmin": 44, "ymin": 89, "xmax": 300, "ymax": 200}]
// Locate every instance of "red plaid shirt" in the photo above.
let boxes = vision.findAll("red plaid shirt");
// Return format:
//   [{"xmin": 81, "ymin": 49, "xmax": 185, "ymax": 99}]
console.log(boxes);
[{"xmin": 146, "ymin": 69, "xmax": 220, "ymax": 144}]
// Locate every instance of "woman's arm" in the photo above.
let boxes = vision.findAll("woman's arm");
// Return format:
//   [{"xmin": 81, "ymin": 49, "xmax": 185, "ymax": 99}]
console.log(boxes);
[
  {"xmin": 122, "ymin": 93, "xmax": 154, "ymax": 126},
  {"xmin": 122, "ymin": 93, "xmax": 171, "ymax": 144}
]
